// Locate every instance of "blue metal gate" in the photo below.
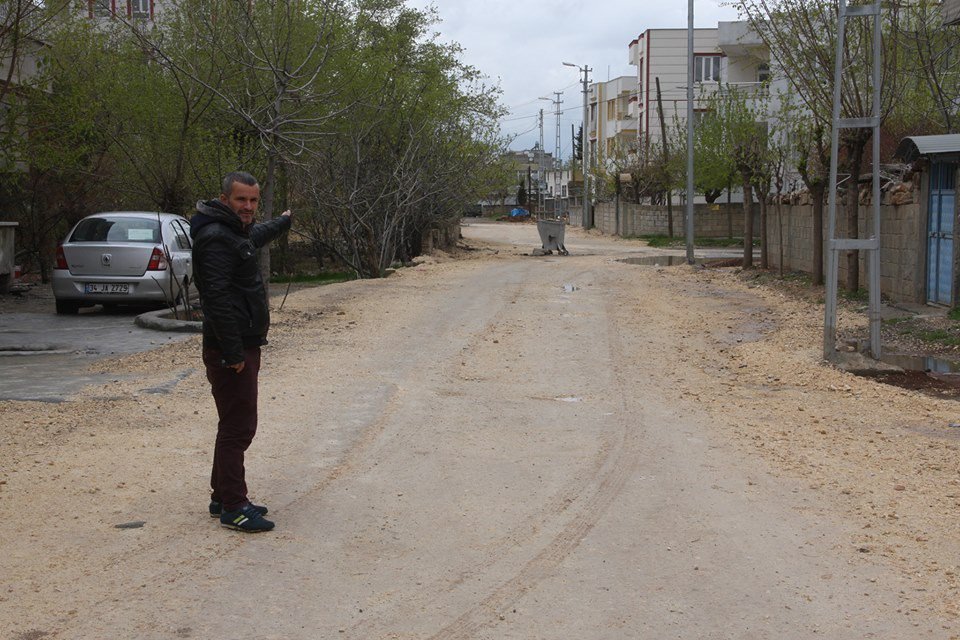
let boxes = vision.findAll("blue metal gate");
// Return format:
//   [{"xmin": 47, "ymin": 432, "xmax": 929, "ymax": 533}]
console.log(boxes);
[{"xmin": 927, "ymin": 161, "xmax": 956, "ymax": 305}]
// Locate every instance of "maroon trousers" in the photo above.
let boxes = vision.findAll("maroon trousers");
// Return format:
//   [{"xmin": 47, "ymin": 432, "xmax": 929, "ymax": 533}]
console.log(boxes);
[{"xmin": 203, "ymin": 346, "xmax": 261, "ymax": 511}]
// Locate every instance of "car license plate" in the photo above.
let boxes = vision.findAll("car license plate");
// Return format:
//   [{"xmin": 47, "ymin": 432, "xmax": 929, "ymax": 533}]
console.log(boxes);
[{"xmin": 85, "ymin": 283, "xmax": 130, "ymax": 294}]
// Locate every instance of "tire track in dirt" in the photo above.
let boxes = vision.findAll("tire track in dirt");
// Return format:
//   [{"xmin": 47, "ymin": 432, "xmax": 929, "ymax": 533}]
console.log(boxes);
[
  {"xmin": 342, "ymin": 264, "xmax": 620, "ymax": 638},
  {"xmin": 422, "ymin": 269, "xmax": 648, "ymax": 640},
  {"xmin": 46, "ymin": 261, "xmax": 537, "ymax": 640}
]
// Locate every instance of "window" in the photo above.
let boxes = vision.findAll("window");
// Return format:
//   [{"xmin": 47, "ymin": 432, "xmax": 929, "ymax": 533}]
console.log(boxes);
[
  {"xmin": 70, "ymin": 217, "xmax": 160, "ymax": 243},
  {"xmin": 757, "ymin": 63, "xmax": 770, "ymax": 83},
  {"xmin": 130, "ymin": 0, "xmax": 150, "ymax": 18},
  {"xmin": 561, "ymin": 184, "xmax": 567, "ymax": 198},
  {"xmin": 607, "ymin": 100, "xmax": 616, "ymax": 121},
  {"xmin": 90, "ymin": 0, "xmax": 113, "ymax": 17},
  {"xmin": 172, "ymin": 221, "xmax": 192, "ymax": 250},
  {"xmin": 694, "ymin": 55, "xmax": 721, "ymax": 83}
]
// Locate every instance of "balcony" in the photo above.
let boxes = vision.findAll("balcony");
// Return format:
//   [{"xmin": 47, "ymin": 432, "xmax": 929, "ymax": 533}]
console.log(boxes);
[
  {"xmin": 628, "ymin": 38, "xmax": 641, "ymax": 66},
  {"xmin": 614, "ymin": 117, "xmax": 638, "ymax": 135},
  {"xmin": 717, "ymin": 21, "xmax": 765, "ymax": 58}
]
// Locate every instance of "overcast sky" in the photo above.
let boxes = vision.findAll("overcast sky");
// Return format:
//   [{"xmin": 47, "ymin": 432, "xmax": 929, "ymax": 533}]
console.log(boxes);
[{"xmin": 403, "ymin": 0, "xmax": 741, "ymax": 157}]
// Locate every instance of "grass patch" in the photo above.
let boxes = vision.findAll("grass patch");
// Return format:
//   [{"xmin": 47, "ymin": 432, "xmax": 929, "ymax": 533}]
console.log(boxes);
[
  {"xmin": 917, "ymin": 329, "xmax": 960, "ymax": 346},
  {"xmin": 839, "ymin": 287, "xmax": 869, "ymax": 303},
  {"xmin": 271, "ymin": 271, "xmax": 354, "ymax": 285},
  {"xmin": 948, "ymin": 307, "xmax": 960, "ymax": 321}
]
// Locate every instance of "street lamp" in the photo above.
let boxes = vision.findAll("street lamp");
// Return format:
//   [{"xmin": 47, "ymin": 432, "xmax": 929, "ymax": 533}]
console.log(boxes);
[{"xmin": 563, "ymin": 61, "xmax": 592, "ymax": 229}]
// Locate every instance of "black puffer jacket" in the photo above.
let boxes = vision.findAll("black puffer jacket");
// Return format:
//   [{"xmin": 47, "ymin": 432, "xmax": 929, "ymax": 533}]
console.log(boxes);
[{"xmin": 191, "ymin": 199, "xmax": 292, "ymax": 365}]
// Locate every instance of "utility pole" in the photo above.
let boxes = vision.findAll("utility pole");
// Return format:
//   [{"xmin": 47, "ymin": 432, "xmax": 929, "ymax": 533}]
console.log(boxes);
[
  {"xmin": 553, "ymin": 91, "xmax": 564, "ymax": 219},
  {"xmin": 564, "ymin": 62, "xmax": 592, "ymax": 229},
  {"xmin": 685, "ymin": 0, "xmax": 695, "ymax": 264},
  {"xmin": 538, "ymin": 108, "xmax": 545, "ymax": 211},
  {"xmin": 655, "ymin": 77, "xmax": 674, "ymax": 238},
  {"xmin": 823, "ymin": 0, "xmax": 883, "ymax": 359}
]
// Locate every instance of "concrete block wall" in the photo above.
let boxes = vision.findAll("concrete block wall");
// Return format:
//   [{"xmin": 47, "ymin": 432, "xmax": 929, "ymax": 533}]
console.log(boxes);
[
  {"xmin": 593, "ymin": 201, "xmax": 757, "ymax": 239},
  {"xmin": 588, "ymin": 198, "xmax": 927, "ymax": 305},
  {"xmin": 765, "ymin": 200, "xmax": 925, "ymax": 304}
]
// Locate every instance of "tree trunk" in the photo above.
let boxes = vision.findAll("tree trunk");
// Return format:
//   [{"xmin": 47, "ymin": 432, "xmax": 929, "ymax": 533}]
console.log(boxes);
[
  {"xmin": 666, "ymin": 190, "xmax": 673, "ymax": 238},
  {"xmin": 844, "ymin": 139, "xmax": 866, "ymax": 293},
  {"xmin": 615, "ymin": 192, "xmax": 620, "ymax": 236},
  {"xmin": 777, "ymin": 197, "xmax": 784, "ymax": 278},
  {"xmin": 727, "ymin": 181, "xmax": 733, "ymax": 240},
  {"xmin": 811, "ymin": 183, "xmax": 825, "ymax": 286},
  {"xmin": 259, "ymin": 151, "xmax": 277, "ymax": 294},
  {"xmin": 742, "ymin": 181, "xmax": 754, "ymax": 268},
  {"xmin": 759, "ymin": 194, "xmax": 768, "ymax": 270}
]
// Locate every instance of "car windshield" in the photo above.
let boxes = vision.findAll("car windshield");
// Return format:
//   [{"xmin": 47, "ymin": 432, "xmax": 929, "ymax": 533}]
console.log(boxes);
[{"xmin": 70, "ymin": 217, "xmax": 161, "ymax": 243}]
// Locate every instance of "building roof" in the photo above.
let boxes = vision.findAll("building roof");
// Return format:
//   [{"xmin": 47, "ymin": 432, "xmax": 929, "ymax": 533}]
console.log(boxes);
[{"xmin": 894, "ymin": 135, "xmax": 960, "ymax": 162}]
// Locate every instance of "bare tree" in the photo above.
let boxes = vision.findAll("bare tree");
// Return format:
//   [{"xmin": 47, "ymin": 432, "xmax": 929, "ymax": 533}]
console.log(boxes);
[
  {"xmin": 894, "ymin": 0, "xmax": 960, "ymax": 134},
  {"xmin": 737, "ymin": 0, "xmax": 902, "ymax": 290},
  {"xmin": 137, "ymin": 0, "xmax": 355, "ymax": 282}
]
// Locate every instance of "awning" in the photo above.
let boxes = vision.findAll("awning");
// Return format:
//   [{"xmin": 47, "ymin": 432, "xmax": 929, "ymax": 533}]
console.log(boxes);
[{"xmin": 894, "ymin": 134, "xmax": 960, "ymax": 163}]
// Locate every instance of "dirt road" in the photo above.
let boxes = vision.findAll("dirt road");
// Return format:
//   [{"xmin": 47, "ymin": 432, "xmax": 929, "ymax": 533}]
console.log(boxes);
[{"xmin": 2, "ymin": 222, "xmax": 959, "ymax": 639}]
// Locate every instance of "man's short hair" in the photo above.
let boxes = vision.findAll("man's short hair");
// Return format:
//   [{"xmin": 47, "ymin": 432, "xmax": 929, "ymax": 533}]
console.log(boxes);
[{"xmin": 221, "ymin": 171, "xmax": 258, "ymax": 197}]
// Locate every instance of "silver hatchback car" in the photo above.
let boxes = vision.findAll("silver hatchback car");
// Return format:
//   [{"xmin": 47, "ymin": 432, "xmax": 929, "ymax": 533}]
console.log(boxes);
[{"xmin": 52, "ymin": 211, "xmax": 196, "ymax": 314}]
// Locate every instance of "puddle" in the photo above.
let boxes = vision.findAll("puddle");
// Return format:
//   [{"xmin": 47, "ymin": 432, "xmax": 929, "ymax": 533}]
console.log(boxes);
[
  {"xmin": 879, "ymin": 353, "xmax": 960, "ymax": 374},
  {"xmin": 562, "ymin": 284, "xmax": 578, "ymax": 293},
  {"xmin": 619, "ymin": 256, "xmax": 739, "ymax": 267},
  {"xmin": 854, "ymin": 353, "xmax": 960, "ymax": 398}
]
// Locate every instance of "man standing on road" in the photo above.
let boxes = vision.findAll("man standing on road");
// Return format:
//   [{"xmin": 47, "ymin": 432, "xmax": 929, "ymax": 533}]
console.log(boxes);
[{"xmin": 191, "ymin": 171, "xmax": 292, "ymax": 532}]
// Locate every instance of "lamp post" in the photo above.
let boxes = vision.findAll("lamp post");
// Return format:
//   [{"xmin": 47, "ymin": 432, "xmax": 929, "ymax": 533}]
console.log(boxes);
[{"xmin": 563, "ymin": 61, "xmax": 592, "ymax": 229}]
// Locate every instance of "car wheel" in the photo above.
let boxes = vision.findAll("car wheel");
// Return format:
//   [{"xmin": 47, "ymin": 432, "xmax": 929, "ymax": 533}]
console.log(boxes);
[{"xmin": 55, "ymin": 300, "xmax": 80, "ymax": 315}]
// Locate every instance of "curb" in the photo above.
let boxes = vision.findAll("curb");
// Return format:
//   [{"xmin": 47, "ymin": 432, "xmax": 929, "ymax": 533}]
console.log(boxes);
[{"xmin": 134, "ymin": 309, "xmax": 202, "ymax": 333}]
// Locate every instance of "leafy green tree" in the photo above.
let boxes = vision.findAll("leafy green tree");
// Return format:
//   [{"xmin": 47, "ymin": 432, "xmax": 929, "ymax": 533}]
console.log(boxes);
[
  {"xmin": 296, "ymin": 0, "xmax": 505, "ymax": 277},
  {"xmin": 690, "ymin": 85, "xmax": 769, "ymax": 267}
]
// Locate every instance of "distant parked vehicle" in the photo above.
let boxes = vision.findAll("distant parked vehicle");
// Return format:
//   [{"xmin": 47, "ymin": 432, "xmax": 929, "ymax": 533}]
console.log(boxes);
[{"xmin": 52, "ymin": 211, "xmax": 196, "ymax": 315}]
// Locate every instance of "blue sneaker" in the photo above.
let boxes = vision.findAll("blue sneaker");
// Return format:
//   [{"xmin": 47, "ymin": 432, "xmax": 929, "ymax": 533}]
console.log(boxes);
[
  {"xmin": 209, "ymin": 500, "xmax": 268, "ymax": 518},
  {"xmin": 220, "ymin": 504, "xmax": 275, "ymax": 532}
]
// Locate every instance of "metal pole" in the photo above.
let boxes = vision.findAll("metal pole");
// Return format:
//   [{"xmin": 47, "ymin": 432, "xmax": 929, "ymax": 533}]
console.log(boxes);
[
  {"xmin": 685, "ymin": 0, "xmax": 695, "ymax": 264},
  {"xmin": 869, "ymin": 3, "xmax": 882, "ymax": 357},
  {"xmin": 554, "ymin": 91, "xmax": 563, "ymax": 220},
  {"xmin": 823, "ymin": 0, "xmax": 848, "ymax": 359},
  {"xmin": 538, "ymin": 109, "xmax": 545, "ymax": 212},
  {"xmin": 582, "ymin": 66, "xmax": 591, "ymax": 229}
]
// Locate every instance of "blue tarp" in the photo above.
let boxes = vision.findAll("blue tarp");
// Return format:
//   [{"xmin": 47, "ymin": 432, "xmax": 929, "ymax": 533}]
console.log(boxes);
[{"xmin": 509, "ymin": 207, "xmax": 529, "ymax": 217}]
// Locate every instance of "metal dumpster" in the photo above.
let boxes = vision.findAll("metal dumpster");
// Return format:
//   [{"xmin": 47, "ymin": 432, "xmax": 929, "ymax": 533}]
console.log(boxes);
[
  {"xmin": 0, "ymin": 222, "xmax": 17, "ymax": 294},
  {"xmin": 536, "ymin": 219, "xmax": 568, "ymax": 255}
]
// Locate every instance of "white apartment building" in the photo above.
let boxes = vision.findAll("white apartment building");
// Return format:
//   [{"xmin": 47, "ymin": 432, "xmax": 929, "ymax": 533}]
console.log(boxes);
[
  {"xmin": 586, "ymin": 75, "xmax": 638, "ymax": 167},
  {"xmin": 87, "ymin": 0, "xmax": 166, "ymax": 21},
  {"xmin": 628, "ymin": 27, "xmax": 719, "ymax": 150},
  {"xmin": 628, "ymin": 23, "xmax": 771, "ymax": 150}
]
